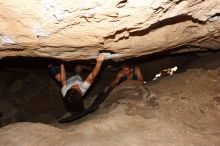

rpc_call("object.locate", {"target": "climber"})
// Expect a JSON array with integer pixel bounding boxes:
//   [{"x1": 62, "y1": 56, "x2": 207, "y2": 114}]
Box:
[
  {"x1": 48, "y1": 55, "x2": 104, "y2": 113},
  {"x1": 48, "y1": 63, "x2": 86, "y2": 113},
  {"x1": 107, "y1": 63, "x2": 144, "y2": 89},
  {"x1": 48, "y1": 63, "x2": 90, "y2": 85}
]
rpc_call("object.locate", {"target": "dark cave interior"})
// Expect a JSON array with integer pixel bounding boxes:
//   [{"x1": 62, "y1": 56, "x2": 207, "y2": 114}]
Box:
[{"x1": 0, "y1": 50, "x2": 219, "y2": 126}]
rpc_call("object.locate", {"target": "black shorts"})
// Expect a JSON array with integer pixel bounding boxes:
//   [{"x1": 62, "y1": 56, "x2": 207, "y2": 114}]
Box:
[{"x1": 48, "y1": 64, "x2": 60, "y2": 76}]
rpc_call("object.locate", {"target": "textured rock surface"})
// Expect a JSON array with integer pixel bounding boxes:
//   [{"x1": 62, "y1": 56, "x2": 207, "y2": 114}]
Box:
[
  {"x1": 0, "y1": 51, "x2": 219, "y2": 127},
  {"x1": 0, "y1": 68, "x2": 219, "y2": 146},
  {"x1": 0, "y1": 0, "x2": 219, "y2": 60}
]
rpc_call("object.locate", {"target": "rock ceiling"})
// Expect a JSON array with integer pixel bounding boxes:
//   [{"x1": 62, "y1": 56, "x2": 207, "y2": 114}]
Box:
[{"x1": 0, "y1": 0, "x2": 219, "y2": 61}]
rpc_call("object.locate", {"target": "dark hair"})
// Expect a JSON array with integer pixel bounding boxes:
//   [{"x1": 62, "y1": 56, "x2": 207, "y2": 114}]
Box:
[
  {"x1": 122, "y1": 62, "x2": 133, "y2": 69},
  {"x1": 63, "y1": 88, "x2": 84, "y2": 113},
  {"x1": 64, "y1": 88, "x2": 83, "y2": 105}
]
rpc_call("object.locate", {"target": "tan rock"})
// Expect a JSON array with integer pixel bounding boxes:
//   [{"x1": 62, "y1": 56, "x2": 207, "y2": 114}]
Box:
[
  {"x1": 0, "y1": 69, "x2": 220, "y2": 146},
  {"x1": 0, "y1": 0, "x2": 219, "y2": 61}
]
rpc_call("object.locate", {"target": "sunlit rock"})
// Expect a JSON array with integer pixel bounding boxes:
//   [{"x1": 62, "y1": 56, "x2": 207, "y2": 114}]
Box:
[{"x1": 0, "y1": 0, "x2": 219, "y2": 60}]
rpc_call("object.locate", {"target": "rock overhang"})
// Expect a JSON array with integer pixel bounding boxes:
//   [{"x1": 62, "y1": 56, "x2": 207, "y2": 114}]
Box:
[{"x1": 0, "y1": 0, "x2": 219, "y2": 61}]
